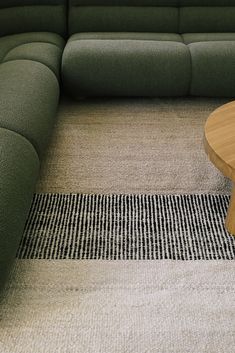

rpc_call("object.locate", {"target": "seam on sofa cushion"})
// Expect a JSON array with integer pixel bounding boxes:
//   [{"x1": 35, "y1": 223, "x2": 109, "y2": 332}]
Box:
[
  {"x1": 67, "y1": 33, "x2": 184, "y2": 43},
  {"x1": 70, "y1": 1, "x2": 180, "y2": 7},
  {"x1": 181, "y1": 34, "x2": 235, "y2": 44},
  {"x1": 0, "y1": 32, "x2": 65, "y2": 44},
  {"x1": 71, "y1": 3, "x2": 176, "y2": 6},
  {"x1": 183, "y1": 39, "x2": 235, "y2": 44},
  {"x1": 1, "y1": 41, "x2": 63, "y2": 63},
  {"x1": 0, "y1": 4, "x2": 63, "y2": 10},
  {"x1": 2, "y1": 57, "x2": 60, "y2": 80},
  {"x1": 69, "y1": 38, "x2": 183, "y2": 42},
  {"x1": 0, "y1": 126, "x2": 40, "y2": 161},
  {"x1": 0, "y1": 58, "x2": 59, "y2": 82}
]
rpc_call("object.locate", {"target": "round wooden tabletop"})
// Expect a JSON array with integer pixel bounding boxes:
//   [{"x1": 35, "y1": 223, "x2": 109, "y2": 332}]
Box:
[
  {"x1": 204, "y1": 100, "x2": 235, "y2": 235},
  {"x1": 204, "y1": 100, "x2": 235, "y2": 183}
]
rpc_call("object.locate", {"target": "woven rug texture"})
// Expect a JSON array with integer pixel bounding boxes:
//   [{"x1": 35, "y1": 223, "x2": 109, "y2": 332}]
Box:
[{"x1": 1, "y1": 98, "x2": 235, "y2": 353}]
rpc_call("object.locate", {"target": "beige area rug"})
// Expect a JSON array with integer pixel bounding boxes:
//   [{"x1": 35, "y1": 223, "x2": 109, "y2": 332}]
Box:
[
  {"x1": 1, "y1": 98, "x2": 235, "y2": 353},
  {"x1": 37, "y1": 97, "x2": 232, "y2": 194},
  {"x1": 1, "y1": 261, "x2": 235, "y2": 353}
]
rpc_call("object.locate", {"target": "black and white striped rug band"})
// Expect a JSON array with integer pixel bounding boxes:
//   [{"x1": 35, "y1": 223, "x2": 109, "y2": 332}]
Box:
[{"x1": 17, "y1": 194, "x2": 235, "y2": 260}]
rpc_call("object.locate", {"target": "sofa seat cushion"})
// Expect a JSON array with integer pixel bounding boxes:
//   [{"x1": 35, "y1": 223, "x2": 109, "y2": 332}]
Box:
[
  {"x1": 0, "y1": 32, "x2": 65, "y2": 78},
  {"x1": 0, "y1": 128, "x2": 39, "y2": 288},
  {"x1": 183, "y1": 33, "x2": 235, "y2": 45},
  {"x1": 0, "y1": 60, "x2": 60, "y2": 157},
  {"x1": 62, "y1": 33, "x2": 191, "y2": 97},
  {"x1": 188, "y1": 41, "x2": 235, "y2": 97}
]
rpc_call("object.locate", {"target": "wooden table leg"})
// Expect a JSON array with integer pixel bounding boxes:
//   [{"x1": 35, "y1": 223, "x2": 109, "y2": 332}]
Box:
[{"x1": 225, "y1": 184, "x2": 235, "y2": 235}]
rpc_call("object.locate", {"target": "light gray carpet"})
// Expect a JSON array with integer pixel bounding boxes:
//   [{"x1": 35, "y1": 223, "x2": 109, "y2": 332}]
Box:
[
  {"x1": 1, "y1": 98, "x2": 235, "y2": 353},
  {"x1": 1, "y1": 261, "x2": 235, "y2": 353},
  {"x1": 37, "y1": 97, "x2": 232, "y2": 194}
]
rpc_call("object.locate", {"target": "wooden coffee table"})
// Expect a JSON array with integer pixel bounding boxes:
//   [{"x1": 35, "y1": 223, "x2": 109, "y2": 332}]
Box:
[{"x1": 204, "y1": 101, "x2": 235, "y2": 235}]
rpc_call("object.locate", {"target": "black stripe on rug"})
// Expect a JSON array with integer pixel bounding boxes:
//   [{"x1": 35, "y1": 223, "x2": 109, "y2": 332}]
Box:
[{"x1": 17, "y1": 194, "x2": 235, "y2": 260}]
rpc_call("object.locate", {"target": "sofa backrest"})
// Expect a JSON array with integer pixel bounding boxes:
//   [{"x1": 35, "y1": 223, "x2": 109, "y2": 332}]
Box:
[
  {"x1": 180, "y1": 0, "x2": 235, "y2": 33},
  {"x1": 68, "y1": 0, "x2": 235, "y2": 35},
  {"x1": 68, "y1": 1, "x2": 179, "y2": 34},
  {"x1": 2, "y1": 1, "x2": 235, "y2": 37},
  {"x1": 0, "y1": 0, "x2": 67, "y2": 37}
]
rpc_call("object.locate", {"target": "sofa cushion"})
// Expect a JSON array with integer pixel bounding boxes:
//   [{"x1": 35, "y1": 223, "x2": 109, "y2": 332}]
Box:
[
  {"x1": 0, "y1": 0, "x2": 66, "y2": 37},
  {"x1": 62, "y1": 34, "x2": 191, "y2": 97},
  {"x1": 0, "y1": 32, "x2": 64, "y2": 78},
  {"x1": 0, "y1": 128, "x2": 39, "y2": 289},
  {"x1": 183, "y1": 33, "x2": 235, "y2": 44},
  {"x1": 68, "y1": 0, "x2": 178, "y2": 34},
  {"x1": 189, "y1": 41, "x2": 235, "y2": 97},
  {"x1": 0, "y1": 60, "x2": 60, "y2": 157}
]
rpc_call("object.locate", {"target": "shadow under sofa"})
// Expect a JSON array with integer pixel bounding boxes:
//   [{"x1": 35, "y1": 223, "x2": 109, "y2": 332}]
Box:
[{"x1": 1, "y1": 0, "x2": 235, "y2": 289}]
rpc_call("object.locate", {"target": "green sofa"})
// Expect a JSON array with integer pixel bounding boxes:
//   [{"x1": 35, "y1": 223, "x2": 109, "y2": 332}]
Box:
[
  {"x1": 1, "y1": 0, "x2": 235, "y2": 288},
  {"x1": 0, "y1": 0, "x2": 66, "y2": 286},
  {"x1": 62, "y1": 0, "x2": 235, "y2": 97}
]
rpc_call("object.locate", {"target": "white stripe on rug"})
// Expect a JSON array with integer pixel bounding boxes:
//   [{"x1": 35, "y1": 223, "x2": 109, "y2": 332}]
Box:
[{"x1": 18, "y1": 194, "x2": 235, "y2": 260}]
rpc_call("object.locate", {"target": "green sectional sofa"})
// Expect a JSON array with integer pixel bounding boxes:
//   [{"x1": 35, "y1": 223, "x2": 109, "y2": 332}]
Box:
[
  {"x1": 1, "y1": 0, "x2": 235, "y2": 288},
  {"x1": 0, "y1": 0, "x2": 66, "y2": 287}
]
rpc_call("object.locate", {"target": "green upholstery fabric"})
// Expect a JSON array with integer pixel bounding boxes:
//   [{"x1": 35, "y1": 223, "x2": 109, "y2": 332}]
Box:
[
  {"x1": 68, "y1": 0, "x2": 235, "y2": 35},
  {"x1": 0, "y1": 60, "x2": 60, "y2": 157},
  {"x1": 189, "y1": 42, "x2": 235, "y2": 97},
  {"x1": 180, "y1": 0, "x2": 235, "y2": 5},
  {"x1": 0, "y1": 0, "x2": 64, "y2": 6},
  {"x1": 66, "y1": 0, "x2": 235, "y2": 97},
  {"x1": 0, "y1": 128, "x2": 39, "y2": 289},
  {"x1": 69, "y1": 0, "x2": 235, "y2": 34},
  {"x1": 69, "y1": 6, "x2": 178, "y2": 34},
  {"x1": 180, "y1": 1, "x2": 235, "y2": 97},
  {"x1": 71, "y1": 1, "x2": 178, "y2": 4},
  {"x1": 0, "y1": 32, "x2": 65, "y2": 78},
  {"x1": 62, "y1": 34, "x2": 191, "y2": 97},
  {"x1": 70, "y1": 32, "x2": 183, "y2": 42},
  {"x1": 183, "y1": 33, "x2": 235, "y2": 44},
  {"x1": 0, "y1": 1, "x2": 66, "y2": 37},
  {"x1": 180, "y1": 0, "x2": 235, "y2": 36},
  {"x1": 73, "y1": 0, "x2": 235, "y2": 4},
  {"x1": 0, "y1": 2, "x2": 66, "y2": 289},
  {"x1": 180, "y1": 7, "x2": 235, "y2": 33}
]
